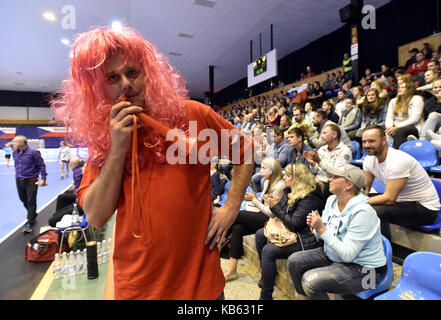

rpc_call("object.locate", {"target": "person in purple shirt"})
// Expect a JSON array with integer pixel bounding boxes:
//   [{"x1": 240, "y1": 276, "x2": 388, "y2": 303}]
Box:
[{"x1": 12, "y1": 135, "x2": 47, "y2": 233}]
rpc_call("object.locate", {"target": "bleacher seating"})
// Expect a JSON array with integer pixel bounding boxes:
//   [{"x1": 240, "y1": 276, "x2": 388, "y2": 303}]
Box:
[
  {"x1": 399, "y1": 140, "x2": 439, "y2": 171},
  {"x1": 415, "y1": 179, "x2": 441, "y2": 233},
  {"x1": 374, "y1": 251, "x2": 441, "y2": 300}
]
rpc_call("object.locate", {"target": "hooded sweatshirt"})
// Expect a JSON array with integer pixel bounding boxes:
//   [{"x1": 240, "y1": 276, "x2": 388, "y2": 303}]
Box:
[{"x1": 315, "y1": 193, "x2": 386, "y2": 268}]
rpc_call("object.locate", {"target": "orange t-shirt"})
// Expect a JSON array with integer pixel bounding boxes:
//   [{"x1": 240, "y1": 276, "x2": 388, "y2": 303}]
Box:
[{"x1": 76, "y1": 100, "x2": 252, "y2": 299}]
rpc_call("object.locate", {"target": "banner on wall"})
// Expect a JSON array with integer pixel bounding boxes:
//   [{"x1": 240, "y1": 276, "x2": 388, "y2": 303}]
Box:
[
  {"x1": 0, "y1": 128, "x2": 16, "y2": 139},
  {"x1": 37, "y1": 127, "x2": 67, "y2": 138}
]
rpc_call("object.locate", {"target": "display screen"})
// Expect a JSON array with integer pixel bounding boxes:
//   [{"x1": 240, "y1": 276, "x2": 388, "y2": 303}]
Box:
[
  {"x1": 253, "y1": 55, "x2": 267, "y2": 77},
  {"x1": 247, "y1": 49, "x2": 277, "y2": 87}
]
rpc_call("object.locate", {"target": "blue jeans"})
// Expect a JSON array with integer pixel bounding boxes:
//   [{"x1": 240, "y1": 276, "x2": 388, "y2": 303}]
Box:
[
  {"x1": 255, "y1": 228, "x2": 302, "y2": 300},
  {"x1": 287, "y1": 247, "x2": 367, "y2": 300}
]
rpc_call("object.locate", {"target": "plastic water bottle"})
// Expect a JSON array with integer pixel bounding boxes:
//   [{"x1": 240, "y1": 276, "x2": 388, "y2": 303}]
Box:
[
  {"x1": 97, "y1": 242, "x2": 103, "y2": 264},
  {"x1": 67, "y1": 252, "x2": 76, "y2": 276},
  {"x1": 60, "y1": 252, "x2": 68, "y2": 277},
  {"x1": 72, "y1": 203, "x2": 79, "y2": 225},
  {"x1": 75, "y1": 250, "x2": 83, "y2": 275},
  {"x1": 53, "y1": 253, "x2": 61, "y2": 279},
  {"x1": 101, "y1": 240, "x2": 108, "y2": 263}
]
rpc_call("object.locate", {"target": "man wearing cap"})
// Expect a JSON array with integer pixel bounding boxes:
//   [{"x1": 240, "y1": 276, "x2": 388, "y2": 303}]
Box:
[
  {"x1": 287, "y1": 163, "x2": 386, "y2": 300},
  {"x1": 361, "y1": 125, "x2": 440, "y2": 240},
  {"x1": 404, "y1": 48, "x2": 419, "y2": 71},
  {"x1": 12, "y1": 135, "x2": 48, "y2": 233}
]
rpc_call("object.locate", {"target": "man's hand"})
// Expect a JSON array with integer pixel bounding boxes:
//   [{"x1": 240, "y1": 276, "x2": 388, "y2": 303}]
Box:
[
  {"x1": 304, "y1": 150, "x2": 320, "y2": 166},
  {"x1": 109, "y1": 100, "x2": 143, "y2": 155},
  {"x1": 206, "y1": 205, "x2": 237, "y2": 250},
  {"x1": 37, "y1": 180, "x2": 48, "y2": 186}
]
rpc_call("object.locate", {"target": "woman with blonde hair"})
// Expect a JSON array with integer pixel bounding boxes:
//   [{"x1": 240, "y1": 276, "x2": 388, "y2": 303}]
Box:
[
  {"x1": 222, "y1": 157, "x2": 285, "y2": 282},
  {"x1": 370, "y1": 79, "x2": 389, "y2": 102},
  {"x1": 255, "y1": 163, "x2": 325, "y2": 300},
  {"x1": 352, "y1": 86, "x2": 366, "y2": 106},
  {"x1": 385, "y1": 76, "x2": 424, "y2": 148}
]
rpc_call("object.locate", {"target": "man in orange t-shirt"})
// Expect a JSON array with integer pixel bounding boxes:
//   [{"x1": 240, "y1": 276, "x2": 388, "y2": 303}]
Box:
[{"x1": 52, "y1": 26, "x2": 254, "y2": 300}]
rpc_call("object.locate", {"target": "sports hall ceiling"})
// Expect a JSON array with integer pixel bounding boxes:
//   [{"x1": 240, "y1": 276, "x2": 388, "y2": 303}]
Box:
[{"x1": 0, "y1": 0, "x2": 391, "y2": 99}]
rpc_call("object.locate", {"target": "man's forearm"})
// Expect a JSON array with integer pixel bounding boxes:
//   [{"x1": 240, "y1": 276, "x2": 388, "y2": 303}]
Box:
[{"x1": 83, "y1": 151, "x2": 126, "y2": 228}]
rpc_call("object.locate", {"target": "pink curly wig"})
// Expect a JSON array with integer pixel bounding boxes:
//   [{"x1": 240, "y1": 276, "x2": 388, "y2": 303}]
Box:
[{"x1": 50, "y1": 26, "x2": 189, "y2": 171}]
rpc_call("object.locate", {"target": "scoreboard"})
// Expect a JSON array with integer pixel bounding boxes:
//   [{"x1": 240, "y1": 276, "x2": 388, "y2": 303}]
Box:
[{"x1": 253, "y1": 55, "x2": 267, "y2": 77}]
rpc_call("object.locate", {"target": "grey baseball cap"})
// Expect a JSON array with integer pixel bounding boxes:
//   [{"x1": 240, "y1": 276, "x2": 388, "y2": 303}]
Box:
[{"x1": 326, "y1": 164, "x2": 366, "y2": 189}]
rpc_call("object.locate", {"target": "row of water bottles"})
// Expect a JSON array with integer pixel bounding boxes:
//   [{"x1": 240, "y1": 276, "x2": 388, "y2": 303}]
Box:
[{"x1": 53, "y1": 238, "x2": 112, "y2": 279}]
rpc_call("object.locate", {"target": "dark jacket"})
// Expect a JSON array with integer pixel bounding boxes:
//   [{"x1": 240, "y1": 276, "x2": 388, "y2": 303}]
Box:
[
  {"x1": 211, "y1": 171, "x2": 223, "y2": 201},
  {"x1": 424, "y1": 96, "x2": 441, "y2": 118},
  {"x1": 270, "y1": 185, "x2": 325, "y2": 250}
]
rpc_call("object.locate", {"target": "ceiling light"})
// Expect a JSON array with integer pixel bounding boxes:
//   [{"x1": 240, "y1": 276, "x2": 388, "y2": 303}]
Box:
[
  {"x1": 42, "y1": 12, "x2": 56, "y2": 21},
  {"x1": 178, "y1": 33, "x2": 194, "y2": 39},
  {"x1": 61, "y1": 38, "x2": 70, "y2": 46},
  {"x1": 112, "y1": 21, "x2": 122, "y2": 32},
  {"x1": 195, "y1": 0, "x2": 215, "y2": 8},
  {"x1": 169, "y1": 52, "x2": 183, "y2": 56}
]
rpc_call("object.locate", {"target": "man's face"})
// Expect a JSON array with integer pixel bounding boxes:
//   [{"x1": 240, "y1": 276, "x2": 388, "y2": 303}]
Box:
[
  {"x1": 293, "y1": 110, "x2": 304, "y2": 123},
  {"x1": 103, "y1": 54, "x2": 146, "y2": 107},
  {"x1": 12, "y1": 137, "x2": 25, "y2": 150},
  {"x1": 416, "y1": 52, "x2": 424, "y2": 62},
  {"x1": 320, "y1": 126, "x2": 336, "y2": 145},
  {"x1": 427, "y1": 61, "x2": 439, "y2": 71},
  {"x1": 344, "y1": 99, "x2": 353, "y2": 109},
  {"x1": 273, "y1": 133, "x2": 283, "y2": 145},
  {"x1": 312, "y1": 113, "x2": 322, "y2": 127},
  {"x1": 337, "y1": 91, "x2": 345, "y2": 101},
  {"x1": 362, "y1": 129, "x2": 385, "y2": 156},
  {"x1": 287, "y1": 133, "x2": 302, "y2": 148}
]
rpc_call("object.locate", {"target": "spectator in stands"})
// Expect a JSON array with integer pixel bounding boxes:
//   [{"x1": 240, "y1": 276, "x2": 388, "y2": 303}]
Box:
[
  {"x1": 58, "y1": 140, "x2": 70, "y2": 179},
  {"x1": 322, "y1": 99, "x2": 340, "y2": 123},
  {"x1": 385, "y1": 76, "x2": 424, "y2": 148},
  {"x1": 279, "y1": 114, "x2": 292, "y2": 135},
  {"x1": 304, "y1": 102, "x2": 316, "y2": 126},
  {"x1": 413, "y1": 78, "x2": 441, "y2": 142},
  {"x1": 308, "y1": 81, "x2": 326, "y2": 107},
  {"x1": 334, "y1": 90, "x2": 346, "y2": 117},
  {"x1": 12, "y1": 135, "x2": 48, "y2": 233},
  {"x1": 223, "y1": 158, "x2": 285, "y2": 282},
  {"x1": 335, "y1": 71, "x2": 345, "y2": 89},
  {"x1": 362, "y1": 125, "x2": 440, "y2": 240},
  {"x1": 305, "y1": 66, "x2": 315, "y2": 79},
  {"x1": 266, "y1": 106, "x2": 281, "y2": 127},
  {"x1": 352, "y1": 85, "x2": 366, "y2": 106},
  {"x1": 360, "y1": 77, "x2": 371, "y2": 93},
  {"x1": 48, "y1": 158, "x2": 86, "y2": 227},
  {"x1": 356, "y1": 88, "x2": 388, "y2": 140},
  {"x1": 211, "y1": 159, "x2": 223, "y2": 205},
  {"x1": 339, "y1": 97, "x2": 362, "y2": 139},
  {"x1": 427, "y1": 59, "x2": 441, "y2": 76},
  {"x1": 233, "y1": 116, "x2": 242, "y2": 130},
  {"x1": 286, "y1": 127, "x2": 312, "y2": 168},
  {"x1": 406, "y1": 51, "x2": 430, "y2": 78},
  {"x1": 322, "y1": 74, "x2": 334, "y2": 91},
  {"x1": 289, "y1": 106, "x2": 314, "y2": 136},
  {"x1": 242, "y1": 113, "x2": 257, "y2": 134},
  {"x1": 403, "y1": 48, "x2": 419, "y2": 71},
  {"x1": 251, "y1": 127, "x2": 292, "y2": 192},
  {"x1": 52, "y1": 26, "x2": 254, "y2": 300},
  {"x1": 288, "y1": 164, "x2": 386, "y2": 300},
  {"x1": 3, "y1": 141, "x2": 12, "y2": 168},
  {"x1": 370, "y1": 79, "x2": 389, "y2": 101},
  {"x1": 416, "y1": 69, "x2": 438, "y2": 102},
  {"x1": 365, "y1": 68, "x2": 374, "y2": 85},
  {"x1": 423, "y1": 42, "x2": 433, "y2": 60},
  {"x1": 383, "y1": 71, "x2": 398, "y2": 99},
  {"x1": 256, "y1": 162, "x2": 325, "y2": 300},
  {"x1": 433, "y1": 51, "x2": 441, "y2": 65},
  {"x1": 304, "y1": 123, "x2": 352, "y2": 198},
  {"x1": 343, "y1": 53, "x2": 352, "y2": 81},
  {"x1": 305, "y1": 109, "x2": 353, "y2": 152}
]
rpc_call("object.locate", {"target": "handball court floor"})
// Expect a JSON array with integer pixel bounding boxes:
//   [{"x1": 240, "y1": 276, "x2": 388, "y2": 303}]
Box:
[{"x1": 0, "y1": 160, "x2": 76, "y2": 299}]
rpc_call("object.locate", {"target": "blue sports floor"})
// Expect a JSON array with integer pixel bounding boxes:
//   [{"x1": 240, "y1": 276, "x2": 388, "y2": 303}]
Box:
[{"x1": 0, "y1": 160, "x2": 76, "y2": 243}]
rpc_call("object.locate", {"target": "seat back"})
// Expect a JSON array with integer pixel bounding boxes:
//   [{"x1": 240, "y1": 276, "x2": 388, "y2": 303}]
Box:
[
  {"x1": 399, "y1": 140, "x2": 439, "y2": 169},
  {"x1": 351, "y1": 140, "x2": 361, "y2": 160},
  {"x1": 416, "y1": 179, "x2": 441, "y2": 231},
  {"x1": 399, "y1": 251, "x2": 441, "y2": 298},
  {"x1": 355, "y1": 235, "x2": 394, "y2": 299}
]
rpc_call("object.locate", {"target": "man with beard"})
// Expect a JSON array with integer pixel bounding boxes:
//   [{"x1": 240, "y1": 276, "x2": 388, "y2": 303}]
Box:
[{"x1": 361, "y1": 125, "x2": 439, "y2": 240}]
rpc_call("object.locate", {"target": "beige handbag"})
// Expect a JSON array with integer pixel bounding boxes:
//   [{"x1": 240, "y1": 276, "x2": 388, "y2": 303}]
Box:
[{"x1": 264, "y1": 218, "x2": 298, "y2": 247}]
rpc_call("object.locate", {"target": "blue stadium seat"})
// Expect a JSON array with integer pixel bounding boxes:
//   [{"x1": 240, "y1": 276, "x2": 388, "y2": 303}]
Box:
[
  {"x1": 415, "y1": 179, "x2": 441, "y2": 232},
  {"x1": 371, "y1": 178, "x2": 385, "y2": 194},
  {"x1": 355, "y1": 236, "x2": 394, "y2": 299},
  {"x1": 374, "y1": 251, "x2": 441, "y2": 300},
  {"x1": 351, "y1": 140, "x2": 361, "y2": 160},
  {"x1": 399, "y1": 140, "x2": 439, "y2": 170},
  {"x1": 218, "y1": 183, "x2": 252, "y2": 207}
]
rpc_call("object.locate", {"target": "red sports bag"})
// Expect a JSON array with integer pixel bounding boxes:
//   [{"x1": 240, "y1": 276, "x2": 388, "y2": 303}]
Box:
[{"x1": 25, "y1": 230, "x2": 69, "y2": 262}]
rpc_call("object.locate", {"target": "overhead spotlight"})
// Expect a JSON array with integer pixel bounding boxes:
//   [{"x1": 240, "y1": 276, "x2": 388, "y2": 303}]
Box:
[
  {"x1": 112, "y1": 21, "x2": 122, "y2": 32},
  {"x1": 42, "y1": 12, "x2": 56, "y2": 21},
  {"x1": 61, "y1": 38, "x2": 70, "y2": 46}
]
